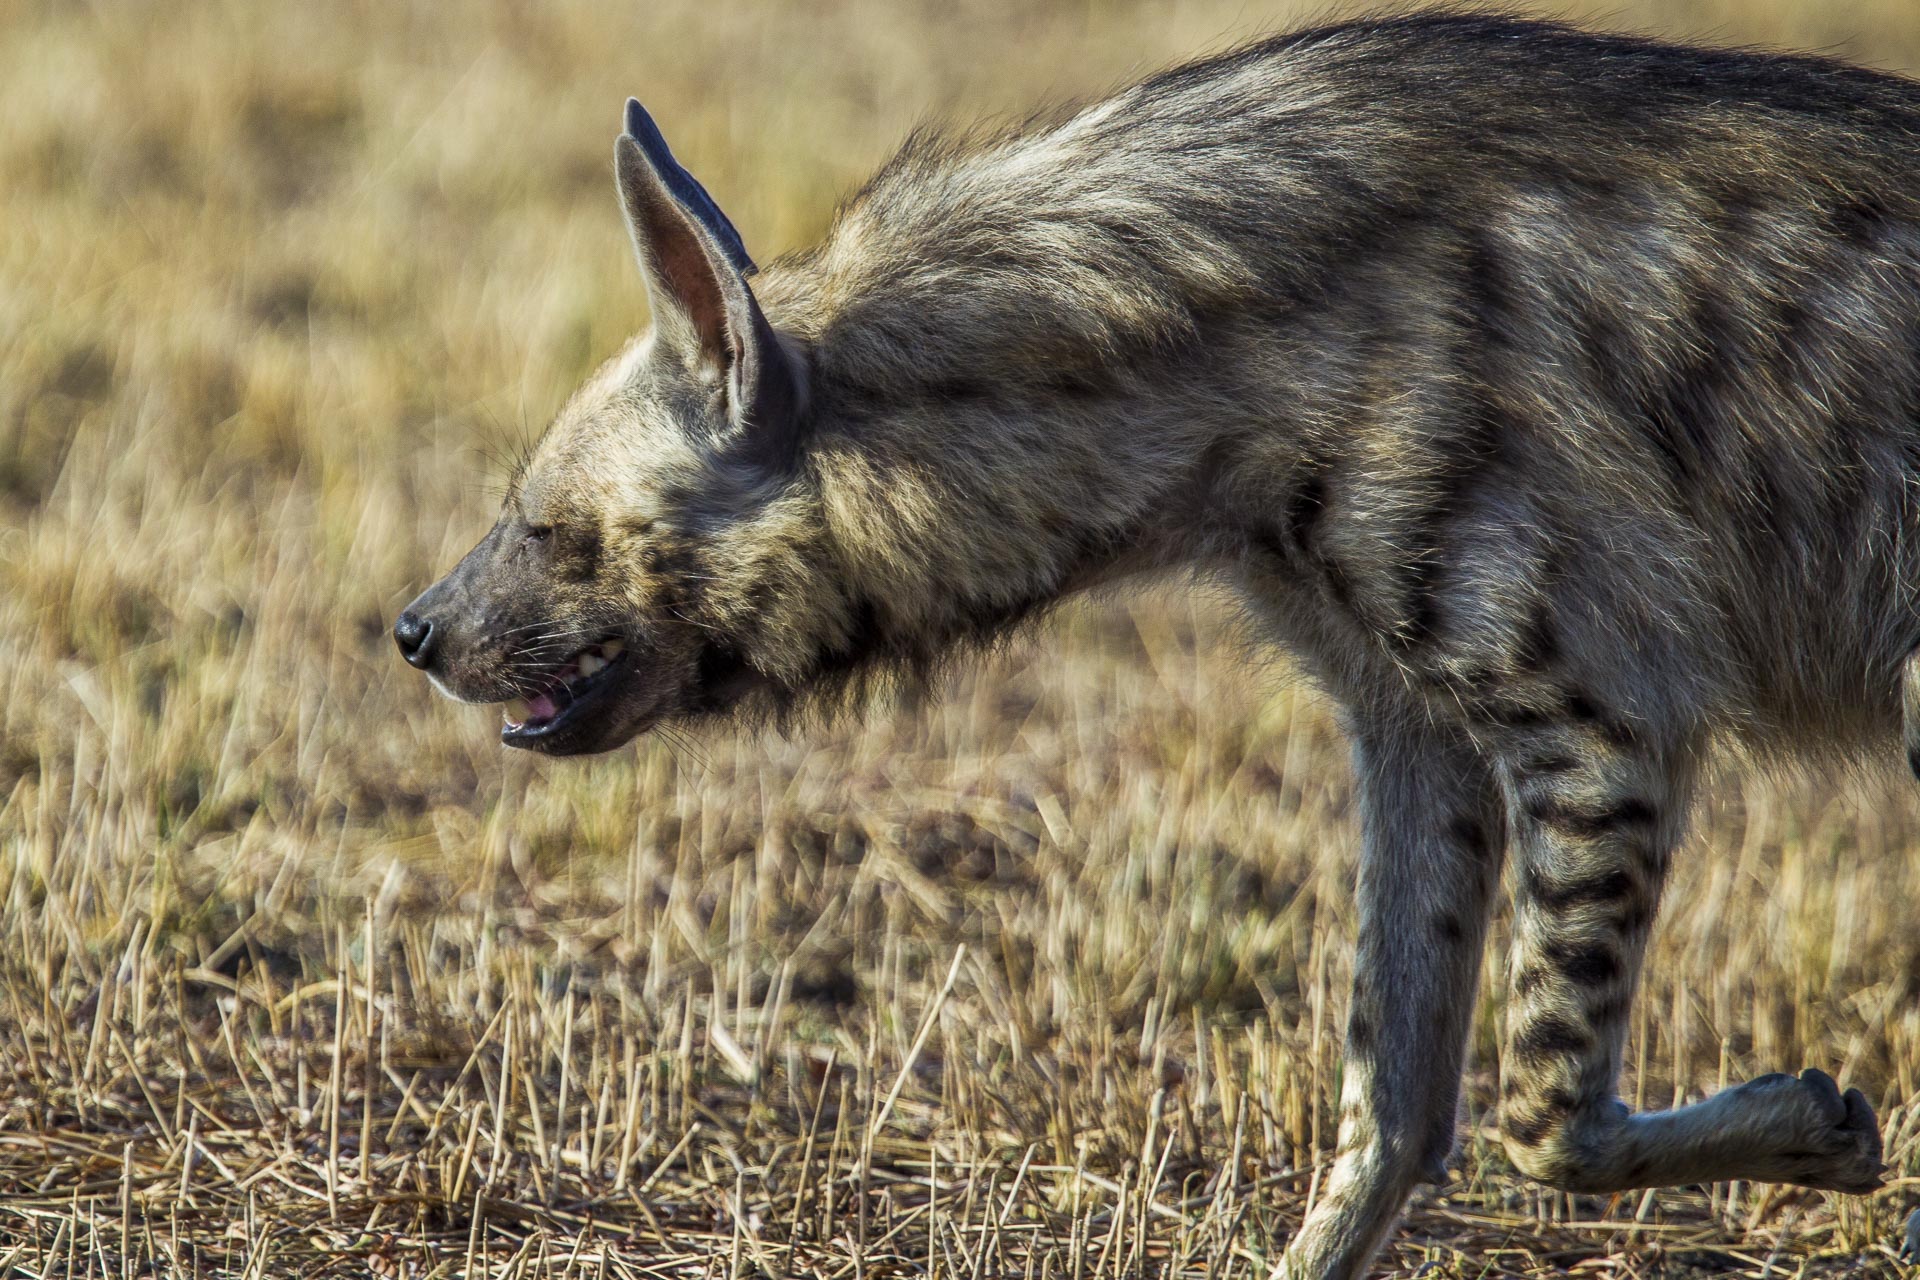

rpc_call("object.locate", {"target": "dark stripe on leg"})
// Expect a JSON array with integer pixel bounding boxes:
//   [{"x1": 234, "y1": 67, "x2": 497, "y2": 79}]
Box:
[
  {"x1": 1543, "y1": 939, "x2": 1621, "y2": 986},
  {"x1": 1523, "y1": 796, "x2": 1657, "y2": 838},
  {"x1": 1512, "y1": 1016, "x2": 1592, "y2": 1068},
  {"x1": 1519, "y1": 865, "x2": 1637, "y2": 912}
]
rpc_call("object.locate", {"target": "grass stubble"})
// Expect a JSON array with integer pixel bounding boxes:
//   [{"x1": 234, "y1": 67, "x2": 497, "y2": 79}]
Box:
[{"x1": 3, "y1": 0, "x2": 1920, "y2": 1275}]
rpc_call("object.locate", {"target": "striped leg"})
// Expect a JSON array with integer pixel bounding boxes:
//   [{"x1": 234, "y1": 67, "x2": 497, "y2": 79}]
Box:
[
  {"x1": 1496, "y1": 714, "x2": 1884, "y2": 1194},
  {"x1": 1278, "y1": 714, "x2": 1505, "y2": 1280}
]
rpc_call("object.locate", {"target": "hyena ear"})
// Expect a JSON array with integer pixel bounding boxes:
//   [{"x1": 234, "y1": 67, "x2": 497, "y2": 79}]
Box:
[{"x1": 615, "y1": 99, "x2": 800, "y2": 465}]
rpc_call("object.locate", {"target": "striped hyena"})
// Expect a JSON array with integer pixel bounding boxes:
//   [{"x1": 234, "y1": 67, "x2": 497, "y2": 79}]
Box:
[{"x1": 395, "y1": 13, "x2": 1911, "y2": 1276}]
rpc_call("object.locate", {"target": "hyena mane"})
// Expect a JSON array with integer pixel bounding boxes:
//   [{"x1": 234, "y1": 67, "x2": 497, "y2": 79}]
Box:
[
  {"x1": 736, "y1": 11, "x2": 1920, "y2": 757},
  {"x1": 400, "y1": 11, "x2": 1920, "y2": 1277}
]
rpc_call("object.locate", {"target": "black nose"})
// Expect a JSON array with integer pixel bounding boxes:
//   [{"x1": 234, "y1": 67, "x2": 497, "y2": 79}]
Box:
[{"x1": 393, "y1": 611, "x2": 438, "y2": 669}]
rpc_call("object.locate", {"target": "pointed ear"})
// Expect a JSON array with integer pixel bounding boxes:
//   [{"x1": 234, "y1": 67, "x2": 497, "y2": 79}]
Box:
[{"x1": 616, "y1": 100, "x2": 800, "y2": 463}]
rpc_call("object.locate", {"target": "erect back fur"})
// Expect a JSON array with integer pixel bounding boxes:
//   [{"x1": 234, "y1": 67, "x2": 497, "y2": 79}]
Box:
[{"x1": 699, "y1": 11, "x2": 1920, "y2": 763}]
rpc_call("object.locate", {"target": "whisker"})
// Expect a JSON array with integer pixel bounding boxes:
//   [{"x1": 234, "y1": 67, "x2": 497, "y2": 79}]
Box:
[
  {"x1": 655, "y1": 725, "x2": 711, "y2": 772},
  {"x1": 499, "y1": 625, "x2": 585, "y2": 645},
  {"x1": 665, "y1": 607, "x2": 721, "y2": 634}
]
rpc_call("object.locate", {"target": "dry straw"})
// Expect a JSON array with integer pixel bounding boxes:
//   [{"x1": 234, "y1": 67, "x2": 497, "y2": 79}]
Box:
[{"x1": 2, "y1": 0, "x2": 1919, "y2": 1274}]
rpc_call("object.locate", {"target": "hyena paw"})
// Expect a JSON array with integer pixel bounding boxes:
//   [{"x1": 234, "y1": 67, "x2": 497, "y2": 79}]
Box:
[{"x1": 1739, "y1": 1068, "x2": 1885, "y2": 1194}]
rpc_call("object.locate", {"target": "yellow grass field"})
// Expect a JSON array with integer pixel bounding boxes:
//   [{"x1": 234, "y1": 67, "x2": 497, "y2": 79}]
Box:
[{"x1": 5, "y1": 1, "x2": 1920, "y2": 1275}]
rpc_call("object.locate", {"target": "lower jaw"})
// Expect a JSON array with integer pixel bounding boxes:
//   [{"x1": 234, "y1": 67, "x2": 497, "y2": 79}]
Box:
[
  {"x1": 502, "y1": 715, "x2": 619, "y2": 754},
  {"x1": 505, "y1": 681, "x2": 682, "y2": 757},
  {"x1": 501, "y1": 679, "x2": 623, "y2": 751},
  {"x1": 498, "y1": 646, "x2": 764, "y2": 752}
]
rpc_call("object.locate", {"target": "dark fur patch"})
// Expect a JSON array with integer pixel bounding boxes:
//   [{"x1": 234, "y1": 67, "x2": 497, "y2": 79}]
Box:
[
  {"x1": 1512, "y1": 1015, "x2": 1593, "y2": 1067},
  {"x1": 1520, "y1": 865, "x2": 1637, "y2": 912},
  {"x1": 1480, "y1": 699, "x2": 1554, "y2": 730},
  {"x1": 1274, "y1": 465, "x2": 1366, "y2": 615},
  {"x1": 1398, "y1": 555, "x2": 1445, "y2": 648},
  {"x1": 1348, "y1": 1015, "x2": 1374, "y2": 1053},
  {"x1": 1543, "y1": 939, "x2": 1621, "y2": 986},
  {"x1": 1524, "y1": 795, "x2": 1657, "y2": 838},
  {"x1": 1449, "y1": 814, "x2": 1492, "y2": 858},
  {"x1": 1252, "y1": 527, "x2": 1291, "y2": 566},
  {"x1": 1390, "y1": 379, "x2": 1512, "y2": 652},
  {"x1": 1284, "y1": 470, "x2": 1329, "y2": 554},
  {"x1": 1319, "y1": 553, "x2": 1358, "y2": 611},
  {"x1": 690, "y1": 642, "x2": 754, "y2": 713},
  {"x1": 1518, "y1": 750, "x2": 1581, "y2": 775},
  {"x1": 1038, "y1": 368, "x2": 1116, "y2": 401},
  {"x1": 1564, "y1": 691, "x2": 1639, "y2": 748},
  {"x1": 812, "y1": 597, "x2": 888, "y2": 680},
  {"x1": 952, "y1": 588, "x2": 1055, "y2": 648},
  {"x1": 1515, "y1": 605, "x2": 1561, "y2": 673},
  {"x1": 1586, "y1": 991, "x2": 1633, "y2": 1028},
  {"x1": 1637, "y1": 301, "x2": 1739, "y2": 493},
  {"x1": 1616, "y1": 893, "x2": 1659, "y2": 935},
  {"x1": 1503, "y1": 1102, "x2": 1566, "y2": 1147},
  {"x1": 1831, "y1": 191, "x2": 1895, "y2": 245}
]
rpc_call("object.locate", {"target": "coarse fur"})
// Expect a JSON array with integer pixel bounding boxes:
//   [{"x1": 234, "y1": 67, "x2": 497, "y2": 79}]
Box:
[{"x1": 396, "y1": 12, "x2": 1917, "y2": 1276}]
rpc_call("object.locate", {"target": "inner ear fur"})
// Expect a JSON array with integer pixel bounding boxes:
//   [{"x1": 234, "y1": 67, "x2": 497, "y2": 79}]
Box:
[{"x1": 614, "y1": 119, "x2": 800, "y2": 465}]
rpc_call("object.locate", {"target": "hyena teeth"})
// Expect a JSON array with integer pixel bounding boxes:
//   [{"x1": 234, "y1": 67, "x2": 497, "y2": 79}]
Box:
[
  {"x1": 578, "y1": 652, "x2": 606, "y2": 677},
  {"x1": 600, "y1": 639, "x2": 625, "y2": 659},
  {"x1": 503, "y1": 698, "x2": 532, "y2": 725}
]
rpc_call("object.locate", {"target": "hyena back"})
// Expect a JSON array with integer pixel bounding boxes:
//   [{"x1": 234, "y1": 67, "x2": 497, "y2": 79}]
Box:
[{"x1": 397, "y1": 13, "x2": 1911, "y2": 1276}]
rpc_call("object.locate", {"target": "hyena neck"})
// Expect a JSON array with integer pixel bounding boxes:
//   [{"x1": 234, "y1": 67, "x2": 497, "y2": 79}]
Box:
[
  {"x1": 694, "y1": 279, "x2": 1211, "y2": 711},
  {"x1": 690, "y1": 413, "x2": 1122, "y2": 714},
  {"x1": 689, "y1": 109, "x2": 1290, "y2": 708}
]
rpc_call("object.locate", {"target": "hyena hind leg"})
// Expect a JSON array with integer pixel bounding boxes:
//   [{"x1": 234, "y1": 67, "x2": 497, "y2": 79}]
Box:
[
  {"x1": 1278, "y1": 712, "x2": 1505, "y2": 1280},
  {"x1": 1495, "y1": 711, "x2": 1885, "y2": 1195}
]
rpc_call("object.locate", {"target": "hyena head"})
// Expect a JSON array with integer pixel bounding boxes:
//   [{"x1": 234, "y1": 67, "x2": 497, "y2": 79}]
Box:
[{"x1": 394, "y1": 100, "x2": 806, "y2": 755}]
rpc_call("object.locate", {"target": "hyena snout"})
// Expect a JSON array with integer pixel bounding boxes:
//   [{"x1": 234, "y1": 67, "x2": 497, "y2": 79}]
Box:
[
  {"x1": 395, "y1": 567, "x2": 467, "y2": 675},
  {"x1": 392, "y1": 562, "x2": 498, "y2": 693},
  {"x1": 394, "y1": 539, "x2": 671, "y2": 755},
  {"x1": 392, "y1": 609, "x2": 438, "y2": 670}
]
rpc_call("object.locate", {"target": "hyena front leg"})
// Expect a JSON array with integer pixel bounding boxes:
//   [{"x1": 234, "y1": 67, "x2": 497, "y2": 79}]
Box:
[
  {"x1": 1278, "y1": 713, "x2": 1505, "y2": 1280},
  {"x1": 1495, "y1": 713, "x2": 1884, "y2": 1194}
]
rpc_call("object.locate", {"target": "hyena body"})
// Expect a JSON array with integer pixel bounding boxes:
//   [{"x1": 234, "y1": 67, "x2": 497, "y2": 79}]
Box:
[{"x1": 398, "y1": 14, "x2": 1909, "y2": 1276}]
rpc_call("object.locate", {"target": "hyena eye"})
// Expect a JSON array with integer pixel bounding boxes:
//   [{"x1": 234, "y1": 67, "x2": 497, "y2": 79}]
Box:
[{"x1": 524, "y1": 526, "x2": 552, "y2": 545}]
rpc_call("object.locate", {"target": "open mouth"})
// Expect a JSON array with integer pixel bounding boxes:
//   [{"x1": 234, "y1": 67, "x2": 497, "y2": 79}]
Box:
[{"x1": 500, "y1": 639, "x2": 628, "y2": 746}]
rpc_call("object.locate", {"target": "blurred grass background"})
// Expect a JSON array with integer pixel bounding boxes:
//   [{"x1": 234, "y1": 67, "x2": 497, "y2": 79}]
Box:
[{"x1": 3, "y1": 1, "x2": 1920, "y2": 1275}]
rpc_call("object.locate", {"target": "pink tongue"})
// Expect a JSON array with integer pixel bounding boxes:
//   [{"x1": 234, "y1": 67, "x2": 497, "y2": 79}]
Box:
[{"x1": 527, "y1": 691, "x2": 560, "y2": 722}]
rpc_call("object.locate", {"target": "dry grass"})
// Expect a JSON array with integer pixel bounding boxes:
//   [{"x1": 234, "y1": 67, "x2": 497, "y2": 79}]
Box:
[{"x1": 4, "y1": 0, "x2": 1920, "y2": 1275}]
